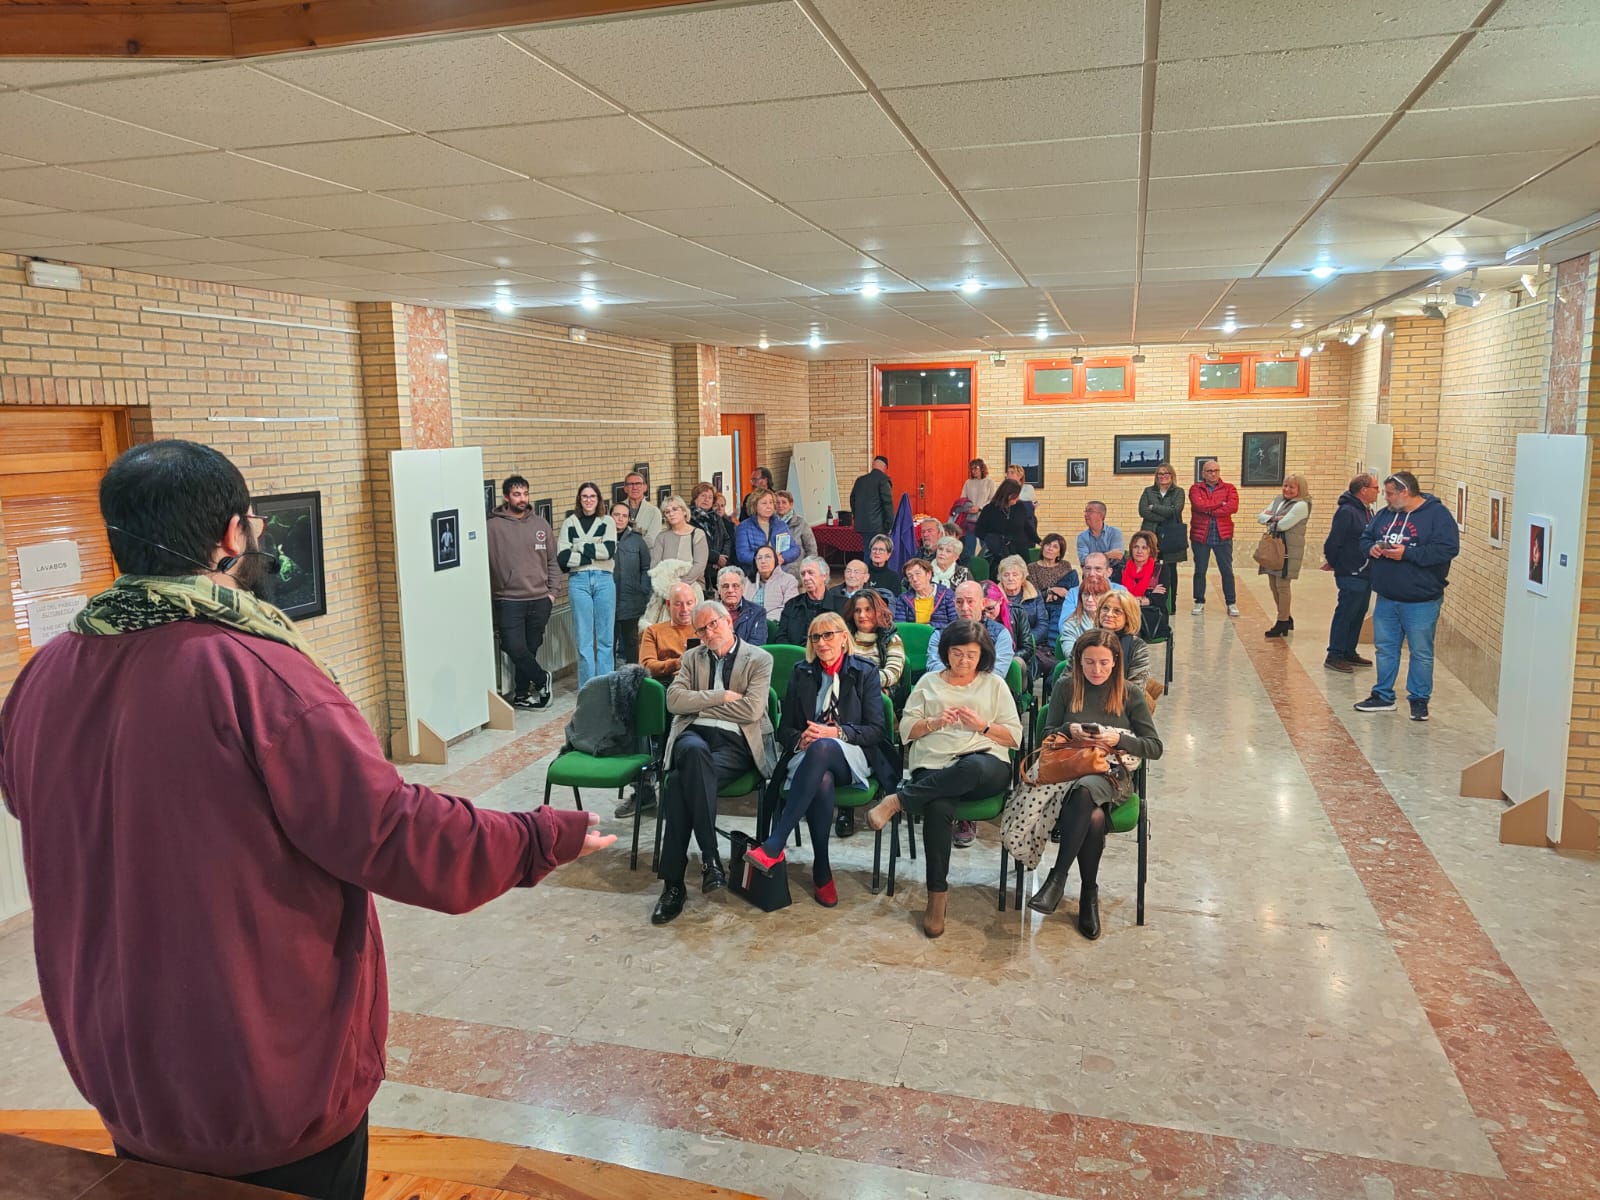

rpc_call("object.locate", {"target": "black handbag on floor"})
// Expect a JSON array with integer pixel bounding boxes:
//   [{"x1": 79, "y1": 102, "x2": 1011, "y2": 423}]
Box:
[{"x1": 722, "y1": 828, "x2": 792, "y2": 912}]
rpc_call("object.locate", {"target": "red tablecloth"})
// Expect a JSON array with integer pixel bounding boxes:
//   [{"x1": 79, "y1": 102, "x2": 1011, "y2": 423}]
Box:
[{"x1": 813, "y1": 524, "x2": 864, "y2": 565}]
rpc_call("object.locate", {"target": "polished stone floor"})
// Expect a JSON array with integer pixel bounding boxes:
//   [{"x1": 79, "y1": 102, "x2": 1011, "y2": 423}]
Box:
[{"x1": 2, "y1": 572, "x2": 1598, "y2": 1199}]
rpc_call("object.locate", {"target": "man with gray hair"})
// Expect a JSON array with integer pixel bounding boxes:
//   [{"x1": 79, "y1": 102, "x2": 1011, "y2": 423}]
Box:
[
  {"x1": 1076, "y1": 500, "x2": 1124, "y2": 567},
  {"x1": 652, "y1": 600, "x2": 775, "y2": 924},
  {"x1": 639, "y1": 581, "x2": 697, "y2": 682},
  {"x1": 1321, "y1": 472, "x2": 1380, "y2": 673},
  {"x1": 777, "y1": 556, "x2": 835, "y2": 644},
  {"x1": 717, "y1": 565, "x2": 768, "y2": 645}
]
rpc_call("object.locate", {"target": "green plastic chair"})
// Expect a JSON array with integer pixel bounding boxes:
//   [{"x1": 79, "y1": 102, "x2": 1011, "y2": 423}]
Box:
[
  {"x1": 1005, "y1": 656, "x2": 1034, "y2": 769},
  {"x1": 1026, "y1": 547, "x2": 1042, "y2": 563},
  {"x1": 968, "y1": 556, "x2": 991, "y2": 582},
  {"x1": 896, "y1": 621, "x2": 934, "y2": 686},
  {"x1": 765, "y1": 643, "x2": 807, "y2": 700},
  {"x1": 766, "y1": 618, "x2": 781, "y2": 643},
  {"x1": 1139, "y1": 583, "x2": 1177, "y2": 693},
  {"x1": 885, "y1": 749, "x2": 1019, "y2": 912},
  {"x1": 542, "y1": 677, "x2": 668, "y2": 871}
]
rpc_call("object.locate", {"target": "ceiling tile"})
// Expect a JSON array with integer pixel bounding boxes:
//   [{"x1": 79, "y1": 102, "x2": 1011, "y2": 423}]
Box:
[
  {"x1": 153, "y1": 264, "x2": 280, "y2": 284},
  {"x1": 1148, "y1": 167, "x2": 1341, "y2": 209},
  {"x1": 247, "y1": 137, "x2": 523, "y2": 192},
  {"x1": 104, "y1": 237, "x2": 272, "y2": 263},
  {"x1": 889, "y1": 68, "x2": 1143, "y2": 149},
  {"x1": 0, "y1": 61, "x2": 196, "y2": 88},
  {"x1": 0, "y1": 197, "x2": 50, "y2": 218},
  {"x1": 1424, "y1": 23, "x2": 1600, "y2": 107},
  {"x1": 1493, "y1": 146, "x2": 1600, "y2": 209},
  {"x1": 259, "y1": 34, "x2": 617, "y2": 131},
  {"x1": 0, "y1": 166, "x2": 200, "y2": 211},
  {"x1": 0, "y1": 242, "x2": 188, "y2": 269},
  {"x1": 733, "y1": 153, "x2": 943, "y2": 202},
  {"x1": 378, "y1": 180, "x2": 600, "y2": 222},
  {"x1": 811, "y1": 0, "x2": 1143, "y2": 87},
  {"x1": 1339, "y1": 150, "x2": 1568, "y2": 198},
  {"x1": 1373, "y1": 97, "x2": 1600, "y2": 161},
  {"x1": 1150, "y1": 116, "x2": 1381, "y2": 177},
  {"x1": 965, "y1": 180, "x2": 1138, "y2": 222},
  {"x1": 435, "y1": 115, "x2": 699, "y2": 178},
  {"x1": 792, "y1": 192, "x2": 968, "y2": 229},
  {"x1": 558, "y1": 166, "x2": 763, "y2": 211},
  {"x1": 516, "y1": 3, "x2": 860, "y2": 110},
  {"x1": 354, "y1": 222, "x2": 542, "y2": 252},
  {"x1": 0, "y1": 153, "x2": 40, "y2": 170},
  {"x1": 229, "y1": 257, "x2": 392, "y2": 280},
  {"x1": 231, "y1": 230, "x2": 412, "y2": 257},
  {"x1": 0, "y1": 93, "x2": 210, "y2": 164},
  {"x1": 81, "y1": 153, "x2": 355, "y2": 201},
  {"x1": 484, "y1": 212, "x2": 660, "y2": 244},
  {"x1": 694, "y1": 230, "x2": 859, "y2": 259},
  {"x1": 47, "y1": 65, "x2": 403, "y2": 149},
  {"x1": 836, "y1": 220, "x2": 989, "y2": 252},
  {"x1": 236, "y1": 193, "x2": 456, "y2": 230},
  {"x1": 326, "y1": 250, "x2": 485, "y2": 273},
  {"x1": 84, "y1": 203, "x2": 319, "y2": 238},
  {"x1": 652, "y1": 94, "x2": 908, "y2": 165},
  {"x1": 0, "y1": 211, "x2": 199, "y2": 243},
  {"x1": 931, "y1": 136, "x2": 1139, "y2": 190},
  {"x1": 1153, "y1": 39, "x2": 1455, "y2": 130},
  {"x1": 628, "y1": 204, "x2": 814, "y2": 238},
  {"x1": 450, "y1": 242, "x2": 594, "y2": 270},
  {"x1": 1158, "y1": 0, "x2": 1481, "y2": 57}
]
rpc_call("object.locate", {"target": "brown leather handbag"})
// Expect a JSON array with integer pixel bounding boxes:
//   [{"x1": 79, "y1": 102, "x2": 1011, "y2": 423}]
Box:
[{"x1": 1021, "y1": 732, "x2": 1109, "y2": 786}]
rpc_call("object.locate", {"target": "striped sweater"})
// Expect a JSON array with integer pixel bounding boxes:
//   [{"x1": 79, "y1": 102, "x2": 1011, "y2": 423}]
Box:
[{"x1": 557, "y1": 512, "x2": 617, "y2": 573}]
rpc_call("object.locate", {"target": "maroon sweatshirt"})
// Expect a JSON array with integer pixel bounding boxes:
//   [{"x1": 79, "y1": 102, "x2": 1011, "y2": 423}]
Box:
[{"x1": 0, "y1": 620, "x2": 590, "y2": 1176}]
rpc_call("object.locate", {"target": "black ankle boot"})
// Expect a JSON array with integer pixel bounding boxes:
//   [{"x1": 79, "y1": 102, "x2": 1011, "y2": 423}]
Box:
[
  {"x1": 1264, "y1": 621, "x2": 1289, "y2": 638},
  {"x1": 1286, "y1": 616, "x2": 1295, "y2": 629},
  {"x1": 1028, "y1": 862, "x2": 1070, "y2": 914},
  {"x1": 1077, "y1": 885, "x2": 1101, "y2": 940}
]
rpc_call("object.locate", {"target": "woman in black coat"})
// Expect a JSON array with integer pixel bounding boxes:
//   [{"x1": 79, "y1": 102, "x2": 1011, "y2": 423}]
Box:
[
  {"x1": 976, "y1": 478, "x2": 1038, "y2": 566},
  {"x1": 744, "y1": 611, "x2": 897, "y2": 906},
  {"x1": 691, "y1": 481, "x2": 736, "y2": 591}
]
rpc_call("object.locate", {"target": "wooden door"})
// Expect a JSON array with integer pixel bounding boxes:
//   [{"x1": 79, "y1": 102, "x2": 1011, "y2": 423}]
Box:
[
  {"x1": 871, "y1": 363, "x2": 976, "y2": 518},
  {"x1": 924, "y1": 408, "x2": 973, "y2": 516},
  {"x1": 876, "y1": 410, "x2": 922, "y2": 512},
  {"x1": 720, "y1": 412, "x2": 757, "y2": 509},
  {"x1": 0, "y1": 407, "x2": 128, "y2": 675}
]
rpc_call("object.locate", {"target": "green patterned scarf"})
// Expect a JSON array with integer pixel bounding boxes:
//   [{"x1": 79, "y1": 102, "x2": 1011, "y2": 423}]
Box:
[{"x1": 70, "y1": 574, "x2": 337, "y2": 683}]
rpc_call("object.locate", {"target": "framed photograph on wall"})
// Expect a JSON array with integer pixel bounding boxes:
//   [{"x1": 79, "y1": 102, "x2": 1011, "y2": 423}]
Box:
[
  {"x1": 1067, "y1": 458, "x2": 1089, "y2": 486},
  {"x1": 657, "y1": 484, "x2": 671, "y2": 506},
  {"x1": 253, "y1": 491, "x2": 326, "y2": 621},
  {"x1": 1488, "y1": 491, "x2": 1506, "y2": 548},
  {"x1": 632, "y1": 461, "x2": 651, "y2": 490},
  {"x1": 483, "y1": 478, "x2": 497, "y2": 515},
  {"x1": 534, "y1": 498, "x2": 553, "y2": 526},
  {"x1": 1527, "y1": 514, "x2": 1551, "y2": 597},
  {"x1": 1005, "y1": 436, "x2": 1045, "y2": 487},
  {"x1": 1195, "y1": 456, "x2": 1216, "y2": 484},
  {"x1": 1455, "y1": 482, "x2": 1468, "y2": 531},
  {"x1": 610, "y1": 481, "x2": 629, "y2": 506},
  {"x1": 1240, "y1": 431, "x2": 1287, "y2": 487},
  {"x1": 1113, "y1": 434, "x2": 1170, "y2": 475},
  {"x1": 431, "y1": 509, "x2": 460, "y2": 572}
]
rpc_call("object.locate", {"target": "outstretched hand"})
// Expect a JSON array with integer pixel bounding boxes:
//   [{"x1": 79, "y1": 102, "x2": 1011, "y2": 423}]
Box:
[{"x1": 578, "y1": 810, "x2": 617, "y2": 857}]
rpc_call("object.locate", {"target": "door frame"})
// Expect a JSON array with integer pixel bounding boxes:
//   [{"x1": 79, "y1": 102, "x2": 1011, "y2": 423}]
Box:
[
  {"x1": 719, "y1": 412, "x2": 758, "y2": 510},
  {"x1": 871, "y1": 361, "x2": 979, "y2": 503}
]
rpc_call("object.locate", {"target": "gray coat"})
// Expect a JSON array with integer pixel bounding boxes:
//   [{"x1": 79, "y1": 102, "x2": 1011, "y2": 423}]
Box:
[
  {"x1": 613, "y1": 529, "x2": 652, "y2": 620},
  {"x1": 665, "y1": 640, "x2": 777, "y2": 777}
]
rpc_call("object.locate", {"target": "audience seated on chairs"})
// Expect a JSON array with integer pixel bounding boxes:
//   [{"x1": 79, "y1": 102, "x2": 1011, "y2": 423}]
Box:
[
  {"x1": 826, "y1": 559, "x2": 873, "y2": 613},
  {"x1": 611, "y1": 502, "x2": 652, "y2": 667},
  {"x1": 1094, "y1": 592, "x2": 1151, "y2": 691},
  {"x1": 975, "y1": 479, "x2": 1038, "y2": 567},
  {"x1": 744, "y1": 544, "x2": 798, "y2": 619},
  {"x1": 929, "y1": 580, "x2": 1014, "y2": 684},
  {"x1": 736, "y1": 487, "x2": 800, "y2": 573},
  {"x1": 1004, "y1": 628, "x2": 1162, "y2": 940},
  {"x1": 943, "y1": 521, "x2": 978, "y2": 565},
  {"x1": 1138, "y1": 462, "x2": 1187, "y2": 599},
  {"x1": 1057, "y1": 552, "x2": 1129, "y2": 655},
  {"x1": 866, "y1": 535, "x2": 900, "y2": 594},
  {"x1": 1028, "y1": 534, "x2": 1078, "y2": 640},
  {"x1": 894, "y1": 557, "x2": 957, "y2": 627},
  {"x1": 931, "y1": 536, "x2": 972, "y2": 590},
  {"x1": 846, "y1": 590, "x2": 906, "y2": 700},
  {"x1": 652, "y1": 494, "x2": 709, "y2": 596},
  {"x1": 744, "y1": 612, "x2": 896, "y2": 906},
  {"x1": 774, "y1": 491, "x2": 817, "y2": 574},
  {"x1": 996, "y1": 555, "x2": 1050, "y2": 680},
  {"x1": 1076, "y1": 501, "x2": 1125, "y2": 571},
  {"x1": 718, "y1": 566, "x2": 768, "y2": 646},
  {"x1": 691, "y1": 482, "x2": 736, "y2": 592},
  {"x1": 914, "y1": 517, "x2": 944, "y2": 563},
  {"x1": 983, "y1": 579, "x2": 1033, "y2": 686},
  {"x1": 865, "y1": 620, "x2": 1021, "y2": 938},
  {"x1": 651, "y1": 601, "x2": 775, "y2": 926},
  {"x1": 778, "y1": 557, "x2": 835, "y2": 645},
  {"x1": 1120, "y1": 530, "x2": 1170, "y2": 640},
  {"x1": 640, "y1": 582, "x2": 698, "y2": 682},
  {"x1": 742, "y1": 466, "x2": 775, "y2": 518}
]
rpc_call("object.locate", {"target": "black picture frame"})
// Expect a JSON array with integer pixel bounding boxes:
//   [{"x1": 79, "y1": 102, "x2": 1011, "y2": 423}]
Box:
[
  {"x1": 1195, "y1": 456, "x2": 1217, "y2": 484},
  {"x1": 1241, "y1": 431, "x2": 1287, "y2": 487},
  {"x1": 254, "y1": 491, "x2": 327, "y2": 621},
  {"x1": 533, "y1": 498, "x2": 553, "y2": 526},
  {"x1": 1004, "y1": 436, "x2": 1044, "y2": 488},
  {"x1": 1067, "y1": 458, "x2": 1089, "y2": 486},
  {"x1": 610, "y1": 481, "x2": 629, "y2": 506},
  {"x1": 432, "y1": 509, "x2": 460, "y2": 571},
  {"x1": 1113, "y1": 434, "x2": 1170, "y2": 475},
  {"x1": 483, "y1": 478, "x2": 497, "y2": 515},
  {"x1": 657, "y1": 484, "x2": 671, "y2": 506},
  {"x1": 632, "y1": 461, "x2": 651, "y2": 491}
]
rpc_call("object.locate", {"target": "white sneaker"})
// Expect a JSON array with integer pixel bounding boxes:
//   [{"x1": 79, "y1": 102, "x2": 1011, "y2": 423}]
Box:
[
  {"x1": 1191, "y1": 604, "x2": 1204, "y2": 616},
  {"x1": 1227, "y1": 604, "x2": 1240, "y2": 617}
]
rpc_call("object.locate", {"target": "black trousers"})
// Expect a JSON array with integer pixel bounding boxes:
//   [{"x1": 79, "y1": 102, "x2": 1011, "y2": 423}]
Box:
[
  {"x1": 899, "y1": 752, "x2": 1012, "y2": 892},
  {"x1": 615, "y1": 616, "x2": 642, "y2": 665},
  {"x1": 117, "y1": 1113, "x2": 368, "y2": 1200},
  {"x1": 659, "y1": 726, "x2": 755, "y2": 885},
  {"x1": 494, "y1": 596, "x2": 551, "y2": 694}
]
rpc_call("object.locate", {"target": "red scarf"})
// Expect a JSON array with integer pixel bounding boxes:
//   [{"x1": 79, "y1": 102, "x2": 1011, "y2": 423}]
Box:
[
  {"x1": 1123, "y1": 557, "x2": 1157, "y2": 596},
  {"x1": 820, "y1": 650, "x2": 845, "y2": 676}
]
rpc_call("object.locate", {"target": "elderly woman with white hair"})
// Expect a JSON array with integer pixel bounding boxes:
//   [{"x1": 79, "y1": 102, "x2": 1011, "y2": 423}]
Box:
[{"x1": 930, "y1": 536, "x2": 972, "y2": 590}]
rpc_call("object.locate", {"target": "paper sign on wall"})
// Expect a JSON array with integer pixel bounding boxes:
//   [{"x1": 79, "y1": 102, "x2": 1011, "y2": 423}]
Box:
[
  {"x1": 26, "y1": 594, "x2": 87, "y2": 648},
  {"x1": 16, "y1": 539, "x2": 82, "y2": 589}
]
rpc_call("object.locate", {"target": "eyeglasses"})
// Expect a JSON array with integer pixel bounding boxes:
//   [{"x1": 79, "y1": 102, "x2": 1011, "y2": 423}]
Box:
[
  {"x1": 245, "y1": 512, "x2": 266, "y2": 536},
  {"x1": 808, "y1": 631, "x2": 844, "y2": 642},
  {"x1": 693, "y1": 617, "x2": 725, "y2": 637}
]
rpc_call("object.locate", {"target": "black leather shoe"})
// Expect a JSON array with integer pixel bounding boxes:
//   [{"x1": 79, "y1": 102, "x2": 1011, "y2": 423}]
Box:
[
  {"x1": 650, "y1": 883, "x2": 687, "y2": 925},
  {"x1": 1028, "y1": 868, "x2": 1069, "y2": 914},
  {"x1": 1264, "y1": 621, "x2": 1289, "y2": 638},
  {"x1": 834, "y1": 808, "x2": 856, "y2": 839},
  {"x1": 1077, "y1": 886, "x2": 1101, "y2": 940},
  {"x1": 701, "y1": 859, "x2": 727, "y2": 894},
  {"x1": 1346, "y1": 652, "x2": 1373, "y2": 666}
]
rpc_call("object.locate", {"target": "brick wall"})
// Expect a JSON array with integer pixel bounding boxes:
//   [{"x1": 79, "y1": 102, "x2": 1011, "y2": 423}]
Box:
[
  {"x1": 1560, "y1": 254, "x2": 1600, "y2": 808},
  {"x1": 1387, "y1": 318, "x2": 1444, "y2": 477},
  {"x1": 807, "y1": 359, "x2": 873, "y2": 504},
  {"x1": 0, "y1": 252, "x2": 389, "y2": 732},
  {"x1": 718, "y1": 347, "x2": 810, "y2": 492},
  {"x1": 1348, "y1": 331, "x2": 1382, "y2": 467}
]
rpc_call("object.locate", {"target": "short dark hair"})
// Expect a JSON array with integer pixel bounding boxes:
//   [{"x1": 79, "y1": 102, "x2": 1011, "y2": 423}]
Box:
[
  {"x1": 502, "y1": 474, "x2": 529, "y2": 496},
  {"x1": 1041, "y1": 532, "x2": 1069, "y2": 561},
  {"x1": 937, "y1": 618, "x2": 996, "y2": 673},
  {"x1": 573, "y1": 480, "x2": 603, "y2": 514},
  {"x1": 101, "y1": 440, "x2": 251, "y2": 576},
  {"x1": 1385, "y1": 471, "x2": 1420, "y2": 495},
  {"x1": 873, "y1": 455, "x2": 889, "y2": 469},
  {"x1": 753, "y1": 466, "x2": 773, "y2": 485}
]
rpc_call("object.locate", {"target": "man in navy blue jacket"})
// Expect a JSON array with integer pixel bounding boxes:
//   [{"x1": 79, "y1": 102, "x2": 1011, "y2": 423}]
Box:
[
  {"x1": 1321, "y1": 473, "x2": 1379, "y2": 673},
  {"x1": 1353, "y1": 471, "x2": 1460, "y2": 722}
]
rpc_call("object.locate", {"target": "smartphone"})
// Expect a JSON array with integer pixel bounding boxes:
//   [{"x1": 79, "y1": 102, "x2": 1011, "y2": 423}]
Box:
[
  {"x1": 1080, "y1": 723, "x2": 1101, "y2": 736},
  {"x1": 685, "y1": 638, "x2": 701, "y2": 650}
]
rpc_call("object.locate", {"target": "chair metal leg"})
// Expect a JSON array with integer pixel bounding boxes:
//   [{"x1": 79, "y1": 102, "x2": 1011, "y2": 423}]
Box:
[
  {"x1": 1137, "y1": 805, "x2": 1149, "y2": 926},
  {"x1": 572, "y1": 787, "x2": 583, "y2": 812},
  {"x1": 630, "y1": 783, "x2": 645, "y2": 872},
  {"x1": 886, "y1": 814, "x2": 900, "y2": 898},
  {"x1": 998, "y1": 845, "x2": 1008, "y2": 912},
  {"x1": 907, "y1": 812, "x2": 917, "y2": 861},
  {"x1": 1165, "y1": 629, "x2": 1175, "y2": 692},
  {"x1": 1014, "y1": 860, "x2": 1026, "y2": 910},
  {"x1": 542, "y1": 779, "x2": 552, "y2": 807},
  {"x1": 870, "y1": 825, "x2": 883, "y2": 894}
]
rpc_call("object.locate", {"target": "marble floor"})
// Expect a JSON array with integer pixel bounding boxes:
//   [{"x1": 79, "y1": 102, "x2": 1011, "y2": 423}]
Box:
[{"x1": 2, "y1": 571, "x2": 1598, "y2": 1199}]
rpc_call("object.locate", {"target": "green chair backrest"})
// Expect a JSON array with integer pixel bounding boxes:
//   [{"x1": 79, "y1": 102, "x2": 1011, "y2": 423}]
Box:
[
  {"x1": 635, "y1": 676, "x2": 668, "y2": 738},
  {"x1": 769, "y1": 686, "x2": 780, "y2": 728},
  {"x1": 1049, "y1": 658, "x2": 1068, "y2": 692},
  {"x1": 881, "y1": 692, "x2": 897, "y2": 745},
  {"x1": 968, "y1": 556, "x2": 991, "y2": 582},
  {"x1": 766, "y1": 618, "x2": 781, "y2": 642},
  {"x1": 1026, "y1": 547, "x2": 1042, "y2": 562},
  {"x1": 766, "y1": 643, "x2": 807, "y2": 698},
  {"x1": 1004, "y1": 656, "x2": 1025, "y2": 700},
  {"x1": 896, "y1": 621, "x2": 934, "y2": 674}
]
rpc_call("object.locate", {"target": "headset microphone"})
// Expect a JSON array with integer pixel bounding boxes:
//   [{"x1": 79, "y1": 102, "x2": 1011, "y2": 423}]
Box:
[{"x1": 107, "y1": 526, "x2": 281, "y2": 575}]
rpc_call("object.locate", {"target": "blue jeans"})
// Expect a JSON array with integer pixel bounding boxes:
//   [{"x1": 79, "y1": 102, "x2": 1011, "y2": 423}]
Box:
[
  {"x1": 568, "y1": 570, "x2": 615, "y2": 688},
  {"x1": 1191, "y1": 540, "x2": 1235, "y2": 605},
  {"x1": 1372, "y1": 595, "x2": 1441, "y2": 703},
  {"x1": 1327, "y1": 575, "x2": 1372, "y2": 659}
]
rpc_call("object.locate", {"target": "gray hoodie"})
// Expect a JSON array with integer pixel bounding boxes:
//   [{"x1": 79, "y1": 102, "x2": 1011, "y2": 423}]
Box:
[{"x1": 486, "y1": 506, "x2": 554, "y2": 600}]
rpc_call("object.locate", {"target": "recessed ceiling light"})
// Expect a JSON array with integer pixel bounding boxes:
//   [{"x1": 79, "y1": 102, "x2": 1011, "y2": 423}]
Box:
[
  {"x1": 1310, "y1": 265, "x2": 1338, "y2": 280},
  {"x1": 758, "y1": 335, "x2": 769, "y2": 350},
  {"x1": 1221, "y1": 318, "x2": 1238, "y2": 334},
  {"x1": 959, "y1": 278, "x2": 984, "y2": 295},
  {"x1": 579, "y1": 295, "x2": 600, "y2": 311},
  {"x1": 1290, "y1": 319, "x2": 1304, "y2": 330},
  {"x1": 808, "y1": 332, "x2": 822, "y2": 349},
  {"x1": 1441, "y1": 255, "x2": 1468, "y2": 271},
  {"x1": 492, "y1": 296, "x2": 515, "y2": 314},
  {"x1": 859, "y1": 282, "x2": 881, "y2": 297},
  {"x1": 1035, "y1": 327, "x2": 1049, "y2": 341}
]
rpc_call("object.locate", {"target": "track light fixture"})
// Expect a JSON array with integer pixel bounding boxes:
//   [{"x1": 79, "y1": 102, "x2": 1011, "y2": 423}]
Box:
[{"x1": 1070, "y1": 351, "x2": 1085, "y2": 365}]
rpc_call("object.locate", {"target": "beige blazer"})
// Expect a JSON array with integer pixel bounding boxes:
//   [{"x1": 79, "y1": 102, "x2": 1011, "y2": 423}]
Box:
[{"x1": 665, "y1": 641, "x2": 776, "y2": 777}]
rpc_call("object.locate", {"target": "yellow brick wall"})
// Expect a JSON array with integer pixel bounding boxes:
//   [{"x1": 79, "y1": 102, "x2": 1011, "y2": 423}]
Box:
[
  {"x1": 1348, "y1": 331, "x2": 1383, "y2": 467},
  {"x1": 0, "y1": 252, "x2": 389, "y2": 732},
  {"x1": 1559, "y1": 254, "x2": 1600, "y2": 805},
  {"x1": 1387, "y1": 318, "x2": 1443, "y2": 477},
  {"x1": 807, "y1": 359, "x2": 873, "y2": 504},
  {"x1": 719, "y1": 348, "x2": 810, "y2": 492}
]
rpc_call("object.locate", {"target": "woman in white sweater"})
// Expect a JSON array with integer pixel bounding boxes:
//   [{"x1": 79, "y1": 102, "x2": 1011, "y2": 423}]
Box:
[
  {"x1": 557, "y1": 481, "x2": 617, "y2": 687},
  {"x1": 651, "y1": 495, "x2": 709, "y2": 591},
  {"x1": 1257, "y1": 473, "x2": 1312, "y2": 639}
]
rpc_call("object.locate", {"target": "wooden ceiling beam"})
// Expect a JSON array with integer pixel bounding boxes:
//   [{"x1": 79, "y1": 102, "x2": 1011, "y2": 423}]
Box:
[{"x1": 0, "y1": 0, "x2": 705, "y2": 59}]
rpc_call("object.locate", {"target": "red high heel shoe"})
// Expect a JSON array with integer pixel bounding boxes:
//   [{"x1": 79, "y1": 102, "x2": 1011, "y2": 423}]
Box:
[
  {"x1": 744, "y1": 845, "x2": 785, "y2": 875},
  {"x1": 814, "y1": 879, "x2": 838, "y2": 907}
]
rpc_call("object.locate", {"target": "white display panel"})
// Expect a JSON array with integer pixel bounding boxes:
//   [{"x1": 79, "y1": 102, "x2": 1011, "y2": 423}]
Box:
[
  {"x1": 787, "y1": 440, "x2": 841, "y2": 524},
  {"x1": 391, "y1": 446, "x2": 496, "y2": 759},
  {"x1": 698, "y1": 435, "x2": 734, "y2": 499},
  {"x1": 1494, "y1": 434, "x2": 1592, "y2": 841},
  {"x1": 1365, "y1": 423, "x2": 1393, "y2": 482}
]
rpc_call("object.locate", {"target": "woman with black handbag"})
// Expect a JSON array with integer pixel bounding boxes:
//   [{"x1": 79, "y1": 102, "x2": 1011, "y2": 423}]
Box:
[
  {"x1": 1002, "y1": 629, "x2": 1163, "y2": 939},
  {"x1": 1139, "y1": 462, "x2": 1186, "y2": 600},
  {"x1": 1256, "y1": 473, "x2": 1312, "y2": 638}
]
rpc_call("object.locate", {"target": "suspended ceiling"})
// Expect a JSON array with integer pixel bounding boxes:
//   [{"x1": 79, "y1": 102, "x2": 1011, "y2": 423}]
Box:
[{"x1": 0, "y1": 0, "x2": 1597, "y2": 357}]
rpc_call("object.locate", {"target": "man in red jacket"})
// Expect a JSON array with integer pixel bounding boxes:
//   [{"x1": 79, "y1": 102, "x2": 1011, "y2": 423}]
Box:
[
  {"x1": 0, "y1": 440, "x2": 613, "y2": 1200},
  {"x1": 1189, "y1": 459, "x2": 1240, "y2": 617}
]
